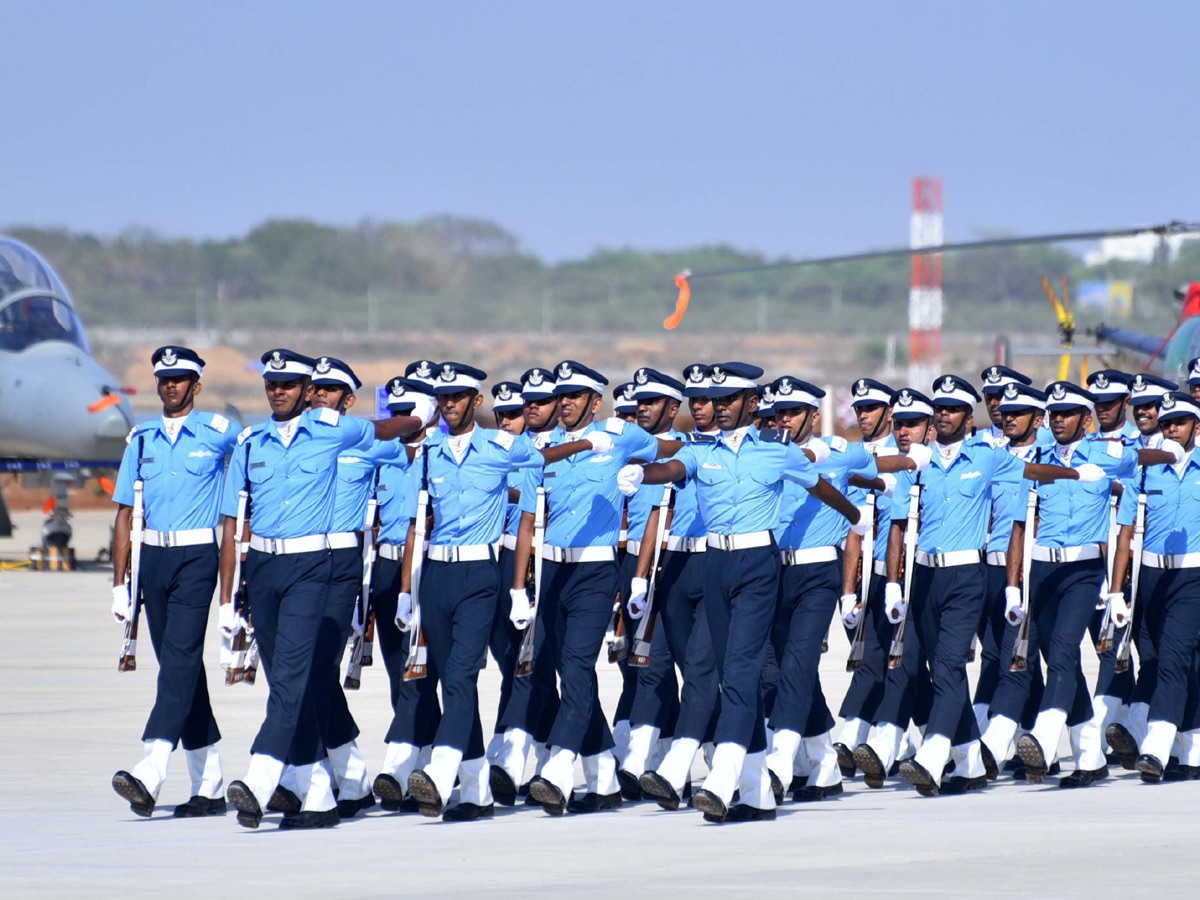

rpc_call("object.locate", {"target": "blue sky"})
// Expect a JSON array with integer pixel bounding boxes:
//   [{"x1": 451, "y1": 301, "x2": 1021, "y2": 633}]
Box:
[{"x1": 6, "y1": 1, "x2": 1197, "y2": 260}]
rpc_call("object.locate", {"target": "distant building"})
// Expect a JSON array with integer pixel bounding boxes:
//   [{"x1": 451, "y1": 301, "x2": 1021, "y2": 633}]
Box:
[{"x1": 1083, "y1": 232, "x2": 1199, "y2": 266}]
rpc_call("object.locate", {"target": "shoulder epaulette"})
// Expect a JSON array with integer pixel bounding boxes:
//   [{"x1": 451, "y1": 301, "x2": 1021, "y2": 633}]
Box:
[
  {"x1": 206, "y1": 413, "x2": 230, "y2": 434},
  {"x1": 315, "y1": 408, "x2": 340, "y2": 426},
  {"x1": 828, "y1": 435, "x2": 848, "y2": 452},
  {"x1": 604, "y1": 417, "x2": 626, "y2": 435},
  {"x1": 236, "y1": 425, "x2": 255, "y2": 446},
  {"x1": 759, "y1": 429, "x2": 791, "y2": 444},
  {"x1": 490, "y1": 430, "x2": 515, "y2": 451}
]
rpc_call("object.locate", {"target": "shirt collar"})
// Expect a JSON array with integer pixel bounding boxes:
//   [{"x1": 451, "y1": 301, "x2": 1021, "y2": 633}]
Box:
[
  {"x1": 267, "y1": 411, "x2": 311, "y2": 444},
  {"x1": 156, "y1": 409, "x2": 197, "y2": 438}
]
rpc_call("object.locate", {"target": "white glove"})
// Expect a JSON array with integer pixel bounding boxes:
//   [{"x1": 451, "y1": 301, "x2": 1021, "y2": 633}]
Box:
[
  {"x1": 805, "y1": 438, "x2": 831, "y2": 465},
  {"x1": 878, "y1": 472, "x2": 897, "y2": 498},
  {"x1": 111, "y1": 584, "x2": 132, "y2": 624},
  {"x1": 1075, "y1": 463, "x2": 1105, "y2": 484},
  {"x1": 586, "y1": 431, "x2": 616, "y2": 454},
  {"x1": 840, "y1": 593, "x2": 862, "y2": 629},
  {"x1": 1004, "y1": 585, "x2": 1025, "y2": 625},
  {"x1": 395, "y1": 592, "x2": 413, "y2": 631},
  {"x1": 1108, "y1": 591, "x2": 1131, "y2": 628},
  {"x1": 627, "y1": 577, "x2": 649, "y2": 619},
  {"x1": 1162, "y1": 439, "x2": 1185, "y2": 465},
  {"x1": 218, "y1": 602, "x2": 242, "y2": 641},
  {"x1": 1096, "y1": 577, "x2": 1110, "y2": 610},
  {"x1": 509, "y1": 588, "x2": 533, "y2": 629},
  {"x1": 617, "y1": 464, "x2": 645, "y2": 497},
  {"x1": 905, "y1": 443, "x2": 933, "y2": 472},
  {"x1": 410, "y1": 394, "x2": 438, "y2": 428},
  {"x1": 850, "y1": 506, "x2": 871, "y2": 536},
  {"x1": 350, "y1": 600, "x2": 366, "y2": 637},
  {"x1": 884, "y1": 582, "x2": 906, "y2": 624}
]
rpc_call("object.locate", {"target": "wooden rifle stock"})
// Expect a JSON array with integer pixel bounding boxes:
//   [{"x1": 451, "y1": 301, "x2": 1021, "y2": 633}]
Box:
[
  {"x1": 1114, "y1": 488, "x2": 1146, "y2": 674},
  {"x1": 847, "y1": 492, "x2": 875, "y2": 671},
  {"x1": 1096, "y1": 494, "x2": 1121, "y2": 652},
  {"x1": 607, "y1": 597, "x2": 627, "y2": 664},
  {"x1": 404, "y1": 452, "x2": 431, "y2": 682},
  {"x1": 1010, "y1": 471, "x2": 1039, "y2": 671},
  {"x1": 118, "y1": 479, "x2": 144, "y2": 672},
  {"x1": 888, "y1": 482, "x2": 921, "y2": 669},
  {"x1": 515, "y1": 487, "x2": 546, "y2": 678},
  {"x1": 631, "y1": 486, "x2": 673, "y2": 668}
]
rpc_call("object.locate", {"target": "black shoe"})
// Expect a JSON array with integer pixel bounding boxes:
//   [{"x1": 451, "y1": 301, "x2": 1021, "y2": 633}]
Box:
[
  {"x1": 793, "y1": 782, "x2": 844, "y2": 802},
  {"x1": 527, "y1": 776, "x2": 567, "y2": 816},
  {"x1": 1163, "y1": 762, "x2": 1200, "y2": 781},
  {"x1": 787, "y1": 775, "x2": 805, "y2": 793},
  {"x1": 981, "y1": 743, "x2": 998, "y2": 781},
  {"x1": 406, "y1": 770, "x2": 445, "y2": 817},
  {"x1": 266, "y1": 785, "x2": 301, "y2": 817},
  {"x1": 336, "y1": 793, "x2": 376, "y2": 818},
  {"x1": 373, "y1": 774, "x2": 413, "y2": 812},
  {"x1": 889, "y1": 760, "x2": 903, "y2": 777},
  {"x1": 639, "y1": 771, "x2": 682, "y2": 811},
  {"x1": 724, "y1": 803, "x2": 776, "y2": 821},
  {"x1": 443, "y1": 802, "x2": 495, "y2": 821},
  {"x1": 1003, "y1": 756, "x2": 1020, "y2": 772},
  {"x1": 227, "y1": 781, "x2": 263, "y2": 829},
  {"x1": 834, "y1": 742, "x2": 856, "y2": 778},
  {"x1": 1059, "y1": 765, "x2": 1108, "y2": 788},
  {"x1": 617, "y1": 768, "x2": 643, "y2": 801},
  {"x1": 853, "y1": 744, "x2": 887, "y2": 788},
  {"x1": 567, "y1": 791, "x2": 622, "y2": 813},
  {"x1": 111, "y1": 771, "x2": 155, "y2": 817},
  {"x1": 769, "y1": 770, "x2": 784, "y2": 806},
  {"x1": 940, "y1": 774, "x2": 987, "y2": 795},
  {"x1": 1135, "y1": 754, "x2": 1164, "y2": 783},
  {"x1": 1015, "y1": 735, "x2": 1048, "y2": 784},
  {"x1": 899, "y1": 759, "x2": 939, "y2": 797},
  {"x1": 1012, "y1": 760, "x2": 1060, "y2": 781},
  {"x1": 173, "y1": 795, "x2": 226, "y2": 817},
  {"x1": 490, "y1": 767, "x2": 518, "y2": 806},
  {"x1": 278, "y1": 808, "x2": 340, "y2": 829},
  {"x1": 691, "y1": 788, "x2": 728, "y2": 823},
  {"x1": 1105, "y1": 723, "x2": 1138, "y2": 770},
  {"x1": 518, "y1": 780, "x2": 532, "y2": 798}
]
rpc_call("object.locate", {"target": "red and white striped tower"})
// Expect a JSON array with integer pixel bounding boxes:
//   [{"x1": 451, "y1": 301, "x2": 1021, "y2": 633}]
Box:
[{"x1": 908, "y1": 177, "x2": 943, "y2": 389}]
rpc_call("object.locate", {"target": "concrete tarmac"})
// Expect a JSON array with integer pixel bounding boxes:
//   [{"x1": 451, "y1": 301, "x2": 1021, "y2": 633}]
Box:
[{"x1": 1, "y1": 511, "x2": 1198, "y2": 898}]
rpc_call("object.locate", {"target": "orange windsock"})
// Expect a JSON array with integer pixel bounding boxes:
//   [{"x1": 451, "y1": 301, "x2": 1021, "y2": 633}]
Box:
[
  {"x1": 43, "y1": 497, "x2": 56, "y2": 515},
  {"x1": 664, "y1": 271, "x2": 691, "y2": 330},
  {"x1": 99, "y1": 477, "x2": 116, "y2": 496},
  {"x1": 87, "y1": 394, "x2": 120, "y2": 414}
]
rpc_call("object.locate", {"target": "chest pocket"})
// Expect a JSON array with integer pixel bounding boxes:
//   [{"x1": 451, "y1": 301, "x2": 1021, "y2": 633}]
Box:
[
  {"x1": 1146, "y1": 492, "x2": 1169, "y2": 511},
  {"x1": 472, "y1": 473, "x2": 504, "y2": 494},
  {"x1": 955, "y1": 474, "x2": 987, "y2": 498},
  {"x1": 294, "y1": 458, "x2": 322, "y2": 478},
  {"x1": 582, "y1": 460, "x2": 613, "y2": 483},
  {"x1": 184, "y1": 455, "x2": 221, "y2": 475},
  {"x1": 340, "y1": 465, "x2": 374, "y2": 486},
  {"x1": 696, "y1": 464, "x2": 732, "y2": 486},
  {"x1": 247, "y1": 464, "x2": 274, "y2": 484},
  {"x1": 138, "y1": 461, "x2": 163, "y2": 480}
]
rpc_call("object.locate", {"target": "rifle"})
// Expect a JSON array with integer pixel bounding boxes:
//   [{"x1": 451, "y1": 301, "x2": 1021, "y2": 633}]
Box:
[
  {"x1": 1010, "y1": 471, "x2": 1039, "y2": 671},
  {"x1": 1114, "y1": 474, "x2": 1147, "y2": 675},
  {"x1": 344, "y1": 495, "x2": 379, "y2": 690},
  {"x1": 225, "y1": 487, "x2": 252, "y2": 684},
  {"x1": 118, "y1": 458, "x2": 144, "y2": 672},
  {"x1": 404, "y1": 448, "x2": 431, "y2": 681},
  {"x1": 1095, "y1": 494, "x2": 1121, "y2": 652},
  {"x1": 887, "y1": 480, "x2": 921, "y2": 669},
  {"x1": 846, "y1": 491, "x2": 875, "y2": 671},
  {"x1": 631, "y1": 485, "x2": 673, "y2": 667},
  {"x1": 607, "y1": 598, "x2": 627, "y2": 664},
  {"x1": 515, "y1": 486, "x2": 546, "y2": 678}
]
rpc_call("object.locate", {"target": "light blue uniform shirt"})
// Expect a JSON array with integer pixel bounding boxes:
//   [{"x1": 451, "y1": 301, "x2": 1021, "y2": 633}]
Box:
[
  {"x1": 1117, "y1": 454, "x2": 1200, "y2": 554},
  {"x1": 409, "y1": 427, "x2": 544, "y2": 546},
  {"x1": 891, "y1": 440, "x2": 1025, "y2": 554},
  {"x1": 375, "y1": 454, "x2": 415, "y2": 546},
  {"x1": 625, "y1": 428, "x2": 691, "y2": 541},
  {"x1": 114, "y1": 410, "x2": 239, "y2": 532},
  {"x1": 519, "y1": 418, "x2": 659, "y2": 548},
  {"x1": 986, "y1": 431, "x2": 1056, "y2": 554},
  {"x1": 846, "y1": 434, "x2": 898, "y2": 563},
  {"x1": 221, "y1": 409, "x2": 374, "y2": 539},
  {"x1": 1032, "y1": 437, "x2": 1138, "y2": 548},
  {"x1": 777, "y1": 436, "x2": 876, "y2": 550},
  {"x1": 331, "y1": 439, "x2": 410, "y2": 534},
  {"x1": 673, "y1": 427, "x2": 819, "y2": 536}
]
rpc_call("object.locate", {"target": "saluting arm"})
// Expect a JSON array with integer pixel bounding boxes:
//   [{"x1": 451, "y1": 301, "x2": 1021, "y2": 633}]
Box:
[
  {"x1": 400, "y1": 520, "x2": 417, "y2": 593},
  {"x1": 805, "y1": 476, "x2": 861, "y2": 526},
  {"x1": 372, "y1": 414, "x2": 427, "y2": 443},
  {"x1": 112, "y1": 504, "x2": 133, "y2": 589},
  {"x1": 218, "y1": 515, "x2": 238, "y2": 604},
  {"x1": 886, "y1": 520, "x2": 905, "y2": 583},
  {"x1": 1005, "y1": 523, "x2": 1023, "y2": 588},
  {"x1": 634, "y1": 509, "x2": 659, "y2": 579},
  {"x1": 849, "y1": 474, "x2": 886, "y2": 491},
  {"x1": 641, "y1": 460, "x2": 688, "y2": 485},
  {"x1": 539, "y1": 440, "x2": 596, "y2": 464},
  {"x1": 842, "y1": 529, "x2": 863, "y2": 595},
  {"x1": 512, "y1": 511, "x2": 535, "y2": 590},
  {"x1": 1137, "y1": 449, "x2": 1179, "y2": 466},
  {"x1": 1110, "y1": 523, "x2": 1134, "y2": 589},
  {"x1": 655, "y1": 437, "x2": 685, "y2": 458}
]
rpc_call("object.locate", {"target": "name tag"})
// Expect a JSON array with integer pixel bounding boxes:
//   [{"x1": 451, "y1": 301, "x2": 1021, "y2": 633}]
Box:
[
  {"x1": 960, "y1": 471, "x2": 982, "y2": 480},
  {"x1": 249, "y1": 461, "x2": 266, "y2": 469},
  {"x1": 701, "y1": 463, "x2": 724, "y2": 470},
  {"x1": 139, "y1": 457, "x2": 155, "y2": 464},
  {"x1": 432, "y1": 477, "x2": 445, "y2": 484}
]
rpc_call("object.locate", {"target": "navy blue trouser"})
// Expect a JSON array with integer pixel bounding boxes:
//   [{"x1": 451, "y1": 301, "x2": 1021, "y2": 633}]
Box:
[
  {"x1": 908, "y1": 562, "x2": 986, "y2": 745},
  {"x1": 631, "y1": 550, "x2": 709, "y2": 736},
  {"x1": 988, "y1": 605, "x2": 1046, "y2": 729},
  {"x1": 489, "y1": 547, "x2": 521, "y2": 725},
  {"x1": 542, "y1": 558, "x2": 619, "y2": 755},
  {"x1": 497, "y1": 559, "x2": 561, "y2": 743},
  {"x1": 613, "y1": 550, "x2": 640, "y2": 726},
  {"x1": 704, "y1": 544, "x2": 780, "y2": 754},
  {"x1": 371, "y1": 555, "x2": 442, "y2": 747},
  {"x1": 1135, "y1": 567, "x2": 1200, "y2": 728},
  {"x1": 839, "y1": 570, "x2": 889, "y2": 723},
  {"x1": 245, "y1": 548, "x2": 331, "y2": 765},
  {"x1": 972, "y1": 563, "x2": 1009, "y2": 707},
  {"x1": 1030, "y1": 558, "x2": 1103, "y2": 725},
  {"x1": 420, "y1": 556, "x2": 499, "y2": 759},
  {"x1": 295, "y1": 545, "x2": 360, "y2": 758},
  {"x1": 768, "y1": 558, "x2": 839, "y2": 738},
  {"x1": 871, "y1": 575, "x2": 934, "y2": 733},
  {"x1": 140, "y1": 543, "x2": 221, "y2": 750}
]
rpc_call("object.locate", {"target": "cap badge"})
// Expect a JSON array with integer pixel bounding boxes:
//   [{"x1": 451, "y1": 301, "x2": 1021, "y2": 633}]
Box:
[
  {"x1": 778, "y1": 379, "x2": 793, "y2": 395},
  {"x1": 688, "y1": 365, "x2": 705, "y2": 383},
  {"x1": 161, "y1": 348, "x2": 177, "y2": 366},
  {"x1": 1003, "y1": 383, "x2": 1019, "y2": 400},
  {"x1": 528, "y1": 369, "x2": 545, "y2": 387},
  {"x1": 440, "y1": 364, "x2": 456, "y2": 382},
  {"x1": 897, "y1": 390, "x2": 913, "y2": 407},
  {"x1": 623, "y1": 384, "x2": 636, "y2": 400},
  {"x1": 315, "y1": 358, "x2": 331, "y2": 374},
  {"x1": 1162, "y1": 394, "x2": 1177, "y2": 410},
  {"x1": 1051, "y1": 384, "x2": 1067, "y2": 400},
  {"x1": 415, "y1": 361, "x2": 432, "y2": 379},
  {"x1": 635, "y1": 368, "x2": 649, "y2": 385},
  {"x1": 1094, "y1": 373, "x2": 1109, "y2": 389},
  {"x1": 269, "y1": 351, "x2": 285, "y2": 370},
  {"x1": 710, "y1": 366, "x2": 727, "y2": 384},
  {"x1": 498, "y1": 384, "x2": 513, "y2": 401},
  {"x1": 986, "y1": 366, "x2": 1001, "y2": 383},
  {"x1": 1133, "y1": 374, "x2": 1146, "y2": 391},
  {"x1": 389, "y1": 380, "x2": 406, "y2": 398},
  {"x1": 940, "y1": 376, "x2": 956, "y2": 393},
  {"x1": 762, "y1": 387, "x2": 777, "y2": 404},
  {"x1": 854, "y1": 379, "x2": 868, "y2": 396},
  {"x1": 558, "y1": 362, "x2": 573, "y2": 380}
]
